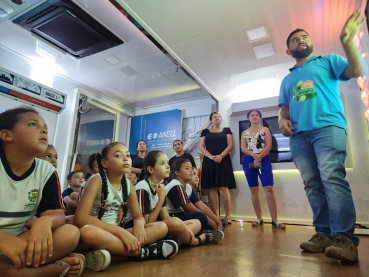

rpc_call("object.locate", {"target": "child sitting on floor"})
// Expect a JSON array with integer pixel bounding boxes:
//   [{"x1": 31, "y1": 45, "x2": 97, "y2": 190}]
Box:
[
  {"x1": 63, "y1": 170, "x2": 85, "y2": 215},
  {"x1": 74, "y1": 142, "x2": 179, "y2": 272},
  {"x1": 166, "y1": 159, "x2": 225, "y2": 239},
  {"x1": 188, "y1": 167, "x2": 226, "y2": 230},
  {"x1": 124, "y1": 151, "x2": 222, "y2": 246},
  {"x1": 0, "y1": 107, "x2": 85, "y2": 277}
]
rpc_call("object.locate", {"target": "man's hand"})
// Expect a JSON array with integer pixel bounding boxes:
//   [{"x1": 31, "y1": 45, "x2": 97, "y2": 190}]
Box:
[
  {"x1": 341, "y1": 10, "x2": 366, "y2": 45},
  {"x1": 279, "y1": 118, "x2": 294, "y2": 137}
]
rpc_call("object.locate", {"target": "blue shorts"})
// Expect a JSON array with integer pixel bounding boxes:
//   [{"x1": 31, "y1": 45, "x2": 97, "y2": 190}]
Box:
[{"x1": 242, "y1": 154, "x2": 274, "y2": 187}]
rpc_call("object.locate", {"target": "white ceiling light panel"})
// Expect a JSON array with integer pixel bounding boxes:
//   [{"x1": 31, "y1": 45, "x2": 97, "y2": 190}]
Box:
[
  {"x1": 253, "y1": 43, "x2": 275, "y2": 59},
  {"x1": 245, "y1": 26, "x2": 269, "y2": 42},
  {"x1": 105, "y1": 55, "x2": 122, "y2": 65}
]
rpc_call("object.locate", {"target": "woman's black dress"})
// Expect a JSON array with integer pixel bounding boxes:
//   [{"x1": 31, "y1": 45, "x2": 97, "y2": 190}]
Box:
[
  {"x1": 131, "y1": 154, "x2": 144, "y2": 169},
  {"x1": 201, "y1": 127, "x2": 236, "y2": 189}
]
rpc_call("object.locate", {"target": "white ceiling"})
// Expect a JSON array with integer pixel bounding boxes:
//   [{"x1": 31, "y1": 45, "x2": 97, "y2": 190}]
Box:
[
  {"x1": 117, "y1": 0, "x2": 365, "y2": 102},
  {"x1": 0, "y1": 0, "x2": 365, "y2": 109},
  {"x1": 0, "y1": 0, "x2": 202, "y2": 108}
]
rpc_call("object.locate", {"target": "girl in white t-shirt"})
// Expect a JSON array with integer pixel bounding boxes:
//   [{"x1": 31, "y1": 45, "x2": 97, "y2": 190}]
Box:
[{"x1": 75, "y1": 143, "x2": 179, "y2": 272}]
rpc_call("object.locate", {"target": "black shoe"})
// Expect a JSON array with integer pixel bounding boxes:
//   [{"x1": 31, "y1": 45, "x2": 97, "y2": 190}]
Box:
[{"x1": 138, "y1": 239, "x2": 179, "y2": 261}]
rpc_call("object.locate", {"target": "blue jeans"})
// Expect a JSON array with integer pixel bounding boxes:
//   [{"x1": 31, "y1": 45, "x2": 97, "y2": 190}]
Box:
[{"x1": 289, "y1": 126, "x2": 358, "y2": 246}]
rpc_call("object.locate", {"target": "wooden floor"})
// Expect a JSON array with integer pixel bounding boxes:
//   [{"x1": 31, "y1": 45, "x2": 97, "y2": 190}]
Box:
[{"x1": 80, "y1": 222, "x2": 369, "y2": 277}]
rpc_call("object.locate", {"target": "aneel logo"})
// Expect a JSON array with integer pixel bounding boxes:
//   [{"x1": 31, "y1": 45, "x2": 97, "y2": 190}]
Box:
[{"x1": 147, "y1": 130, "x2": 176, "y2": 140}]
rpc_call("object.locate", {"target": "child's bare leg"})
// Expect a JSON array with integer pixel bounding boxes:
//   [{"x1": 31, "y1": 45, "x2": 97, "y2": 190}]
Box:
[
  {"x1": 184, "y1": 219, "x2": 212, "y2": 245},
  {"x1": 141, "y1": 221, "x2": 168, "y2": 244},
  {"x1": 164, "y1": 218, "x2": 202, "y2": 245},
  {"x1": 80, "y1": 225, "x2": 140, "y2": 257},
  {"x1": 18, "y1": 224, "x2": 80, "y2": 264}
]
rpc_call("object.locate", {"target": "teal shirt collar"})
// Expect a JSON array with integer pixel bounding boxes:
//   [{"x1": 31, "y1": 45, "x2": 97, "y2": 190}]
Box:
[{"x1": 289, "y1": 55, "x2": 322, "y2": 72}]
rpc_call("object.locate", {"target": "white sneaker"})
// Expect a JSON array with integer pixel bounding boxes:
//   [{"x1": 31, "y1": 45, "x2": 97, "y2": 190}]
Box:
[{"x1": 84, "y1": 249, "x2": 111, "y2": 271}]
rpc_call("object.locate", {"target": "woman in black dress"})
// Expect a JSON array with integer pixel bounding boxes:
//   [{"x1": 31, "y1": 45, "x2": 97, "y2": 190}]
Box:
[
  {"x1": 199, "y1": 112, "x2": 236, "y2": 224},
  {"x1": 130, "y1": 140, "x2": 147, "y2": 174}
]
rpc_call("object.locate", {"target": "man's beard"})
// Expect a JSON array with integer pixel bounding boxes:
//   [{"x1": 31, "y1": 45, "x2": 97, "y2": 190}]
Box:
[{"x1": 289, "y1": 44, "x2": 313, "y2": 59}]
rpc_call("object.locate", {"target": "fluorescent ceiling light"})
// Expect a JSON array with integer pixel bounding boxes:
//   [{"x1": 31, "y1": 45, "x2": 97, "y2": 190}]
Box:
[
  {"x1": 118, "y1": 66, "x2": 138, "y2": 76},
  {"x1": 36, "y1": 41, "x2": 57, "y2": 62},
  {"x1": 253, "y1": 43, "x2": 275, "y2": 59},
  {"x1": 245, "y1": 26, "x2": 269, "y2": 42},
  {"x1": 105, "y1": 55, "x2": 122, "y2": 65}
]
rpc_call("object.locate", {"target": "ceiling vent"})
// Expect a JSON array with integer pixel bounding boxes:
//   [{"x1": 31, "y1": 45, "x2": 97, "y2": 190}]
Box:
[
  {"x1": 12, "y1": 0, "x2": 124, "y2": 59},
  {"x1": 253, "y1": 43, "x2": 275, "y2": 59},
  {"x1": 245, "y1": 26, "x2": 269, "y2": 43}
]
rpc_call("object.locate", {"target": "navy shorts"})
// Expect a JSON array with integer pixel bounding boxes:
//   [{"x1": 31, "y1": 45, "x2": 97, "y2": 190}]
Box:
[{"x1": 242, "y1": 154, "x2": 274, "y2": 187}]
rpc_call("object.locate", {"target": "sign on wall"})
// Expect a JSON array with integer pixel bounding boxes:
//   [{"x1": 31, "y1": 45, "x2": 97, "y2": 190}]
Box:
[
  {"x1": 77, "y1": 120, "x2": 115, "y2": 154},
  {"x1": 129, "y1": 110, "x2": 182, "y2": 158}
]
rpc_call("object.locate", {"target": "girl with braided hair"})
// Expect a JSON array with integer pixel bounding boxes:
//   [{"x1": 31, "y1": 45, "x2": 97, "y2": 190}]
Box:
[{"x1": 74, "y1": 143, "x2": 179, "y2": 272}]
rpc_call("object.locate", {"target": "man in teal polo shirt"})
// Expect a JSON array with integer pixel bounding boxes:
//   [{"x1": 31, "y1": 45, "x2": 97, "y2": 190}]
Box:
[{"x1": 278, "y1": 10, "x2": 367, "y2": 263}]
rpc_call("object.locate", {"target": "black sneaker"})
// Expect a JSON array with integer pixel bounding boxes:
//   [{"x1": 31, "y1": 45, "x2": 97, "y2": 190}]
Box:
[
  {"x1": 138, "y1": 239, "x2": 179, "y2": 261},
  {"x1": 325, "y1": 236, "x2": 358, "y2": 262}
]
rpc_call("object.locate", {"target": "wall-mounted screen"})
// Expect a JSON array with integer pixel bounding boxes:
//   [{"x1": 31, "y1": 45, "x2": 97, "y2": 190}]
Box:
[{"x1": 239, "y1": 116, "x2": 293, "y2": 164}]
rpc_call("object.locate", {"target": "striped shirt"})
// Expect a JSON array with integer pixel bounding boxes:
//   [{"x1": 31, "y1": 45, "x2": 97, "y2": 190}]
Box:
[
  {"x1": 136, "y1": 179, "x2": 167, "y2": 215},
  {"x1": 79, "y1": 174, "x2": 130, "y2": 225},
  {"x1": 0, "y1": 151, "x2": 63, "y2": 236},
  {"x1": 165, "y1": 179, "x2": 200, "y2": 214}
]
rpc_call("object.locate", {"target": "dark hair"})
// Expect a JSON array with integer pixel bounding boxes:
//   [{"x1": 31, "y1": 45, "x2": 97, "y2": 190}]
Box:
[
  {"x1": 47, "y1": 144, "x2": 55, "y2": 149},
  {"x1": 0, "y1": 107, "x2": 38, "y2": 148},
  {"x1": 96, "y1": 142, "x2": 129, "y2": 220},
  {"x1": 167, "y1": 159, "x2": 191, "y2": 183},
  {"x1": 173, "y1": 139, "x2": 183, "y2": 146},
  {"x1": 247, "y1": 109, "x2": 262, "y2": 119},
  {"x1": 286, "y1": 28, "x2": 309, "y2": 48},
  {"x1": 67, "y1": 170, "x2": 84, "y2": 181},
  {"x1": 138, "y1": 150, "x2": 164, "y2": 181},
  {"x1": 87, "y1": 153, "x2": 97, "y2": 170},
  {"x1": 209, "y1": 111, "x2": 221, "y2": 121}
]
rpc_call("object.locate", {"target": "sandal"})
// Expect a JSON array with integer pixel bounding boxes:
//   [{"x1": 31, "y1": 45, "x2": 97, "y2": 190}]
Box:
[
  {"x1": 195, "y1": 232, "x2": 211, "y2": 245},
  {"x1": 251, "y1": 219, "x2": 263, "y2": 226},
  {"x1": 55, "y1": 253, "x2": 85, "y2": 277},
  {"x1": 221, "y1": 219, "x2": 229, "y2": 230},
  {"x1": 203, "y1": 229, "x2": 224, "y2": 244},
  {"x1": 272, "y1": 221, "x2": 286, "y2": 229},
  {"x1": 225, "y1": 217, "x2": 232, "y2": 224}
]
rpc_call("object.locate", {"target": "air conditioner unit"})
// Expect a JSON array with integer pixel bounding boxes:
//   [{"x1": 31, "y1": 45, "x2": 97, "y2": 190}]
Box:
[
  {"x1": 0, "y1": 67, "x2": 66, "y2": 113},
  {"x1": 13, "y1": 0, "x2": 124, "y2": 59}
]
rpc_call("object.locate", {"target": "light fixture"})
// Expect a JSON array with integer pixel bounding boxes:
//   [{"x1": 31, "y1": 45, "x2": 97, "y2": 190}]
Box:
[
  {"x1": 253, "y1": 43, "x2": 275, "y2": 59},
  {"x1": 245, "y1": 26, "x2": 269, "y2": 42},
  {"x1": 105, "y1": 55, "x2": 122, "y2": 65},
  {"x1": 36, "y1": 41, "x2": 57, "y2": 62}
]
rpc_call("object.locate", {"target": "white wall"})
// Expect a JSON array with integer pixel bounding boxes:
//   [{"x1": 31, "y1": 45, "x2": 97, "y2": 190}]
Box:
[
  {"x1": 134, "y1": 96, "x2": 216, "y2": 118},
  {"x1": 0, "y1": 47, "x2": 80, "y2": 186},
  {"x1": 219, "y1": 80, "x2": 369, "y2": 225}
]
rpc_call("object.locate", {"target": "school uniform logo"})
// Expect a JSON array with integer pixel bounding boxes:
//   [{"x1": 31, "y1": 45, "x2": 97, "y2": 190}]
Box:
[
  {"x1": 24, "y1": 189, "x2": 39, "y2": 210},
  {"x1": 28, "y1": 189, "x2": 39, "y2": 202},
  {"x1": 292, "y1": 80, "x2": 316, "y2": 102}
]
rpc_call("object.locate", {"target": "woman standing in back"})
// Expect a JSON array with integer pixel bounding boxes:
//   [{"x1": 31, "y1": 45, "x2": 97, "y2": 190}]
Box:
[{"x1": 199, "y1": 112, "x2": 236, "y2": 224}]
